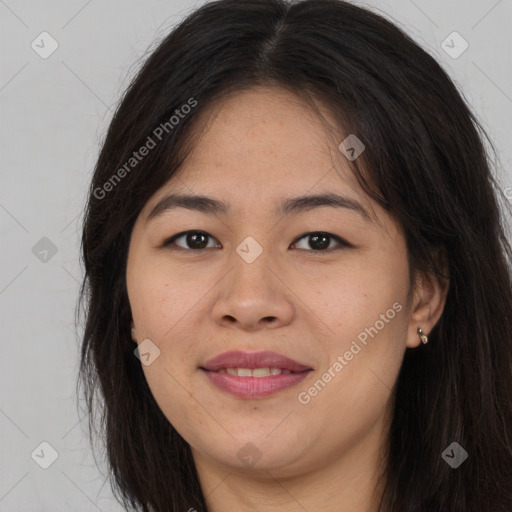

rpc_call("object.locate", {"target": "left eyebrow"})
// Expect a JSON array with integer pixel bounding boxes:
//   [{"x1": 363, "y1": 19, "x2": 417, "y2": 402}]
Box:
[
  {"x1": 277, "y1": 192, "x2": 372, "y2": 221},
  {"x1": 145, "y1": 192, "x2": 372, "y2": 224}
]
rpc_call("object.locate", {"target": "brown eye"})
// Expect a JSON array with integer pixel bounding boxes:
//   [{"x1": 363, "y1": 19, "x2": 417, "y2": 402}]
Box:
[
  {"x1": 163, "y1": 231, "x2": 220, "y2": 250},
  {"x1": 291, "y1": 232, "x2": 350, "y2": 252}
]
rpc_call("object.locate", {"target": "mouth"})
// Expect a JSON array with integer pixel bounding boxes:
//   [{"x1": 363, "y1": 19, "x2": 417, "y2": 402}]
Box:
[{"x1": 200, "y1": 350, "x2": 313, "y2": 399}]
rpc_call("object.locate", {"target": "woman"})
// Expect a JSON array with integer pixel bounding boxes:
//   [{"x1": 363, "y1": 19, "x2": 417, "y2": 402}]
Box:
[{"x1": 77, "y1": 0, "x2": 512, "y2": 511}]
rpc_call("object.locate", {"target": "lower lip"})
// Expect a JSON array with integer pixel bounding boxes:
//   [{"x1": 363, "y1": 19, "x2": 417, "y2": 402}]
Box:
[{"x1": 202, "y1": 370, "x2": 311, "y2": 399}]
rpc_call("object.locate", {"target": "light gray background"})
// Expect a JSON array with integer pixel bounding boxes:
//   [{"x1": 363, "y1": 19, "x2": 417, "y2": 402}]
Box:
[{"x1": 1, "y1": 0, "x2": 511, "y2": 510}]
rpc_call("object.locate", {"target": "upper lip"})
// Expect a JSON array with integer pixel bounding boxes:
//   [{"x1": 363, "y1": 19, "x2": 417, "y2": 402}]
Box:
[{"x1": 202, "y1": 350, "x2": 313, "y2": 372}]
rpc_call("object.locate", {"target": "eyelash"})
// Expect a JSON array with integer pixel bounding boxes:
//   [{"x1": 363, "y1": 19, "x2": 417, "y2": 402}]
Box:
[{"x1": 161, "y1": 230, "x2": 352, "y2": 253}]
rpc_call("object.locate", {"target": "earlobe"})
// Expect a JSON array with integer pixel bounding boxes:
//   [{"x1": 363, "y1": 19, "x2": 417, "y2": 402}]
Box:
[
  {"x1": 407, "y1": 266, "x2": 450, "y2": 348},
  {"x1": 130, "y1": 321, "x2": 137, "y2": 342}
]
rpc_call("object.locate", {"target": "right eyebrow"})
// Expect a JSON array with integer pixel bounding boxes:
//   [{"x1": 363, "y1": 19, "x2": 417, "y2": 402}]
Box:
[{"x1": 146, "y1": 194, "x2": 229, "y2": 223}]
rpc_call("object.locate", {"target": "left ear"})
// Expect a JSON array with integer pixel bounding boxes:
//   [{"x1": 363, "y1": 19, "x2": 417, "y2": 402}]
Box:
[{"x1": 407, "y1": 252, "x2": 450, "y2": 348}]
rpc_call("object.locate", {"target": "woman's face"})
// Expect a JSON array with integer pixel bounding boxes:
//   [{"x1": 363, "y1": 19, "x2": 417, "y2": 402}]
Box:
[{"x1": 126, "y1": 86, "x2": 430, "y2": 481}]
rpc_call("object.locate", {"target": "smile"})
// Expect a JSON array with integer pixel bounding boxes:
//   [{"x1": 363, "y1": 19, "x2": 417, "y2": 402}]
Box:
[{"x1": 201, "y1": 350, "x2": 313, "y2": 399}]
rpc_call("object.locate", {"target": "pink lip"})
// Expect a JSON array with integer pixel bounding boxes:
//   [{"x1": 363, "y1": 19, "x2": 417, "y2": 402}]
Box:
[
  {"x1": 201, "y1": 350, "x2": 313, "y2": 399},
  {"x1": 202, "y1": 350, "x2": 312, "y2": 372}
]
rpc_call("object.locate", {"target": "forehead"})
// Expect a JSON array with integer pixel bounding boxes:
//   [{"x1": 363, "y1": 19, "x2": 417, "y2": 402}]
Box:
[
  {"x1": 155, "y1": 87, "x2": 370, "y2": 206},
  {"x1": 139, "y1": 86, "x2": 392, "y2": 231},
  {"x1": 181, "y1": 86, "x2": 345, "y2": 181}
]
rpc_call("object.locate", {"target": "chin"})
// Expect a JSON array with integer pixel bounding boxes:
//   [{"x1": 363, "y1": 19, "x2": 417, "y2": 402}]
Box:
[{"x1": 192, "y1": 434, "x2": 310, "y2": 475}]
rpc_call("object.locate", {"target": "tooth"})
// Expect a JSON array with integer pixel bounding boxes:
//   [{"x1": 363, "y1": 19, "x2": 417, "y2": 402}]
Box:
[
  {"x1": 252, "y1": 368, "x2": 270, "y2": 377},
  {"x1": 223, "y1": 367, "x2": 287, "y2": 377}
]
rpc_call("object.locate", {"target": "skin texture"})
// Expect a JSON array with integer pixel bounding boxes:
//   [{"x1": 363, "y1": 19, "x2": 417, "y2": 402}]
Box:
[{"x1": 126, "y1": 86, "x2": 449, "y2": 512}]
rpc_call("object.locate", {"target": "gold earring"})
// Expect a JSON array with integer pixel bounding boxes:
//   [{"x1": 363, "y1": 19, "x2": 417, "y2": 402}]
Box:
[{"x1": 417, "y1": 327, "x2": 429, "y2": 344}]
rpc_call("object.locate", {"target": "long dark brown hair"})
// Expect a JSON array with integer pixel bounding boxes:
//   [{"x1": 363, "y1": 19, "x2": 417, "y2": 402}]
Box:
[{"x1": 77, "y1": 0, "x2": 512, "y2": 510}]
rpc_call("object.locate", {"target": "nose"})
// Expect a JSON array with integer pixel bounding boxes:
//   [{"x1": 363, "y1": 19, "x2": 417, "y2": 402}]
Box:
[{"x1": 211, "y1": 250, "x2": 295, "y2": 331}]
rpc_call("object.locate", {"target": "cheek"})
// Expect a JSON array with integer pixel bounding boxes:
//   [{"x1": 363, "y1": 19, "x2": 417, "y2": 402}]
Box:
[
  {"x1": 296, "y1": 308, "x2": 406, "y2": 453},
  {"x1": 127, "y1": 261, "x2": 208, "y2": 394},
  {"x1": 306, "y1": 253, "x2": 409, "y2": 340},
  {"x1": 298, "y1": 253, "x2": 409, "y2": 421},
  {"x1": 128, "y1": 268, "x2": 205, "y2": 438},
  {"x1": 127, "y1": 260, "x2": 198, "y2": 342},
  {"x1": 141, "y1": 364, "x2": 216, "y2": 454}
]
